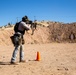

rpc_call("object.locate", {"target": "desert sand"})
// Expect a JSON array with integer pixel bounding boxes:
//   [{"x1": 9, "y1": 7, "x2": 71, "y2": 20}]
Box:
[
  {"x1": 0, "y1": 43, "x2": 76, "y2": 75},
  {"x1": 0, "y1": 22, "x2": 76, "y2": 75}
]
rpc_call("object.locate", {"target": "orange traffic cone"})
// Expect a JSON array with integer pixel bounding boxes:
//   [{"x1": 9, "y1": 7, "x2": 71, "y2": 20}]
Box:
[{"x1": 36, "y1": 51, "x2": 41, "y2": 61}]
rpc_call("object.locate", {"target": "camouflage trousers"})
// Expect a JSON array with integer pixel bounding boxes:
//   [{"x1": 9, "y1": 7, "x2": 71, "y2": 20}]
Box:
[{"x1": 11, "y1": 32, "x2": 25, "y2": 62}]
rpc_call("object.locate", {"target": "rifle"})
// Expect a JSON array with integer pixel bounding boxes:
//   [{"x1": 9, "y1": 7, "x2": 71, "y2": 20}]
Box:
[{"x1": 26, "y1": 20, "x2": 37, "y2": 35}]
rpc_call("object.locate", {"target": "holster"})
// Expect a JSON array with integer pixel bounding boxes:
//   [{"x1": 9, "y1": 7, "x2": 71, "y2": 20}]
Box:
[{"x1": 10, "y1": 33, "x2": 25, "y2": 46}]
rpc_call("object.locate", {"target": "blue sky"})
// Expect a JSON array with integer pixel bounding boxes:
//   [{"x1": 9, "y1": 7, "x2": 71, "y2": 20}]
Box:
[{"x1": 0, "y1": 0, "x2": 76, "y2": 26}]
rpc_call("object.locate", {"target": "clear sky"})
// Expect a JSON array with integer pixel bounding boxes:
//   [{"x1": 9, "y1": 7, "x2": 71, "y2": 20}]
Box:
[{"x1": 0, "y1": 0, "x2": 76, "y2": 26}]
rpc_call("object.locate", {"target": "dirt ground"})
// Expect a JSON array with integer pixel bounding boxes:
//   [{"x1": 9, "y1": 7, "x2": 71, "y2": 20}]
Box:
[
  {"x1": 0, "y1": 22, "x2": 76, "y2": 75},
  {"x1": 0, "y1": 43, "x2": 76, "y2": 75}
]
